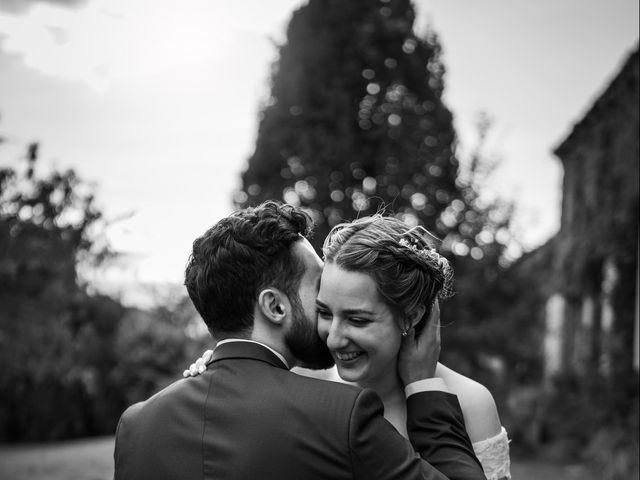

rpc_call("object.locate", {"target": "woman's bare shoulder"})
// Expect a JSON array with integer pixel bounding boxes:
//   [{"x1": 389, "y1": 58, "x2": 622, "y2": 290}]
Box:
[{"x1": 435, "y1": 363, "x2": 502, "y2": 443}]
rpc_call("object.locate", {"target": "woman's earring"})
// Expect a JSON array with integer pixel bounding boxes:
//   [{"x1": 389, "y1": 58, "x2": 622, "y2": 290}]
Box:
[{"x1": 401, "y1": 329, "x2": 409, "y2": 337}]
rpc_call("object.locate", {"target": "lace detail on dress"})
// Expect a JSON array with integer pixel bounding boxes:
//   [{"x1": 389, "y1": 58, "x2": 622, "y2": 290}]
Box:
[{"x1": 472, "y1": 426, "x2": 511, "y2": 480}]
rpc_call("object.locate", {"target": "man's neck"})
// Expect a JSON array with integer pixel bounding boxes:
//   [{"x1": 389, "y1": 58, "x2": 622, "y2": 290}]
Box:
[{"x1": 249, "y1": 321, "x2": 296, "y2": 368}]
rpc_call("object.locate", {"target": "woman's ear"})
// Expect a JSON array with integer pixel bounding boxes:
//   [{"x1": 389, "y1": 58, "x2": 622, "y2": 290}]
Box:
[
  {"x1": 257, "y1": 288, "x2": 288, "y2": 326},
  {"x1": 406, "y1": 304, "x2": 427, "y2": 329}
]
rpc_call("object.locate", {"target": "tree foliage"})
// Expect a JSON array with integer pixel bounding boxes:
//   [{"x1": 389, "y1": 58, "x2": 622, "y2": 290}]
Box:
[
  {"x1": 237, "y1": 0, "x2": 468, "y2": 248},
  {"x1": 0, "y1": 142, "x2": 120, "y2": 440},
  {"x1": 110, "y1": 296, "x2": 210, "y2": 409},
  {"x1": 0, "y1": 142, "x2": 211, "y2": 441}
]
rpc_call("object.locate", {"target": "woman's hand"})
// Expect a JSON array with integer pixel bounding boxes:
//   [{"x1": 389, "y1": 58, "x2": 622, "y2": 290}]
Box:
[
  {"x1": 397, "y1": 301, "x2": 441, "y2": 387},
  {"x1": 182, "y1": 349, "x2": 214, "y2": 378}
]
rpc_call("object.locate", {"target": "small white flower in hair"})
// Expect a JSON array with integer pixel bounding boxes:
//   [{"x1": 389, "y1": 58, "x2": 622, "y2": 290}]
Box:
[
  {"x1": 398, "y1": 236, "x2": 454, "y2": 299},
  {"x1": 400, "y1": 239, "x2": 437, "y2": 262}
]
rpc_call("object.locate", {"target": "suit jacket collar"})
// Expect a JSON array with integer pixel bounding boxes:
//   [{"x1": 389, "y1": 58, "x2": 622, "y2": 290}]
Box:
[{"x1": 210, "y1": 340, "x2": 289, "y2": 370}]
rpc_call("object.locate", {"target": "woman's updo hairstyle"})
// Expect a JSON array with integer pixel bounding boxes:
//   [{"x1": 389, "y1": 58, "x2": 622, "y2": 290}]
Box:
[{"x1": 322, "y1": 215, "x2": 454, "y2": 332}]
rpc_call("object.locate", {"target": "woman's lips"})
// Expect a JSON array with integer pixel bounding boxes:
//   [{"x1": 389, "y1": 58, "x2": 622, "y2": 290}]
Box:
[{"x1": 335, "y1": 351, "x2": 364, "y2": 362}]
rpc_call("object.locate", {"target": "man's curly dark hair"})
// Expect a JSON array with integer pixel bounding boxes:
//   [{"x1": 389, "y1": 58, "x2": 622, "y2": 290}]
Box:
[{"x1": 185, "y1": 201, "x2": 313, "y2": 338}]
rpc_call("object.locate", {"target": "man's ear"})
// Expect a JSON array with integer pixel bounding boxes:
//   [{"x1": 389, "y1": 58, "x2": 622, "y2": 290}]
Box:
[{"x1": 257, "y1": 288, "x2": 288, "y2": 326}]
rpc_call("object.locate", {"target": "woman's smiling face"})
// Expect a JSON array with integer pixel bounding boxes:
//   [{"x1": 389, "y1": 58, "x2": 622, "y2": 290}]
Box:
[{"x1": 316, "y1": 262, "x2": 403, "y2": 386}]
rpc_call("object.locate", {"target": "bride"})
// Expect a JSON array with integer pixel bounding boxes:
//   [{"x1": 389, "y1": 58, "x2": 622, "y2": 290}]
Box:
[
  {"x1": 188, "y1": 214, "x2": 511, "y2": 480},
  {"x1": 315, "y1": 215, "x2": 510, "y2": 480}
]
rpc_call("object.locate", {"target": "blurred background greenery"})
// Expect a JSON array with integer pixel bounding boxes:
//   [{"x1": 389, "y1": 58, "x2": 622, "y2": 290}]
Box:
[{"x1": 1, "y1": 1, "x2": 638, "y2": 479}]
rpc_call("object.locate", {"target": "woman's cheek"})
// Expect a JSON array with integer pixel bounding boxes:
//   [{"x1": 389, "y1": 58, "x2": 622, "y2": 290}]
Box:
[{"x1": 316, "y1": 319, "x2": 329, "y2": 341}]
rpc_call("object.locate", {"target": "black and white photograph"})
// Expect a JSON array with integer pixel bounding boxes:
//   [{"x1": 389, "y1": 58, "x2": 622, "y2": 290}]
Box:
[{"x1": 1, "y1": 1, "x2": 638, "y2": 479}]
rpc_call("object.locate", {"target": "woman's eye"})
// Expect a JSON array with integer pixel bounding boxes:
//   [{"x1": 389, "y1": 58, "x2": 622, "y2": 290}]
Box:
[
  {"x1": 316, "y1": 309, "x2": 332, "y2": 319},
  {"x1": 349, "y1": 317, "x2": 371, "y2": 325}
]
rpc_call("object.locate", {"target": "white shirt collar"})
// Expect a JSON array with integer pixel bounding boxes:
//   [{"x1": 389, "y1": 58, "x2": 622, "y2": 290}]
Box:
[{"x1": 216, "y1": 338, "x2": 290, "y2": 369}]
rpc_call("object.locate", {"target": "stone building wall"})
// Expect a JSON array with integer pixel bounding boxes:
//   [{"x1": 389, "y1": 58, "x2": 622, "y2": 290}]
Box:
[{"x1": 545, "y1": 45, "x2": 639, "y2": 378}]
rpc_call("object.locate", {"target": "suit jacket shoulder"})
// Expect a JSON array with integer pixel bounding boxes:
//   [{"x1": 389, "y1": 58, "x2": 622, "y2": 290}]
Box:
[{"x1": 114, "y1": 342, "x2": 486, "y2": 480}]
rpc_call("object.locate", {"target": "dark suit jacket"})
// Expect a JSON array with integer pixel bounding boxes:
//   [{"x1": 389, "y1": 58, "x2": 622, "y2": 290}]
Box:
[{"x1": 114, "y1": 342, "x2": 484, "y2": 480}]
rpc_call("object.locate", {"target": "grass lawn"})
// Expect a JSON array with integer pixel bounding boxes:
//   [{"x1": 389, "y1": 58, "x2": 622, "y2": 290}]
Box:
[
  {"x1": 0, "y1": 436, "x2": 597, "y2": 480},
  {"x1": 0, "y1": 436, "x2": 114, "y2": 480}
]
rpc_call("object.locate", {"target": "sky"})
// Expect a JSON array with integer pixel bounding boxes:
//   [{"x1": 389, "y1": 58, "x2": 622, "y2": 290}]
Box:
[{"x1": 1, "y1": 0, "x2": 638, "y2": 305}]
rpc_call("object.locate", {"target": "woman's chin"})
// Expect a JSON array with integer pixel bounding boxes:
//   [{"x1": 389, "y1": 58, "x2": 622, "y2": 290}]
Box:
[{"x1": 335, "y1": 363, "x2": 366, "y2": 383}]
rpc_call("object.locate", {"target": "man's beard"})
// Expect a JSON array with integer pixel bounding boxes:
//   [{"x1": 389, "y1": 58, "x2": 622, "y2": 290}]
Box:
[{"x1": 285, "y1": 295, "x2": 335, "y2": 370}]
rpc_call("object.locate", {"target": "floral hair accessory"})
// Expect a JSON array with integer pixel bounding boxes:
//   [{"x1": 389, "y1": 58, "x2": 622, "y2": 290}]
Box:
[{"x1": 397, "y1": 235, "x2": 454, "y2": 299}]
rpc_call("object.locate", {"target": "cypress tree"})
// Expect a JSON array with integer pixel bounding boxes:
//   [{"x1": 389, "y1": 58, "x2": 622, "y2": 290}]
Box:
[{"x1": 237, "y1": 0, "x2": 464, "y2": 249}]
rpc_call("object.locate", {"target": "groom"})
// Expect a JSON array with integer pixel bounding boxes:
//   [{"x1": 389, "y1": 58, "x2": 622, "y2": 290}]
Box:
[{"x1": 113, "y1": 201, "x2": 485, "y2": 480}]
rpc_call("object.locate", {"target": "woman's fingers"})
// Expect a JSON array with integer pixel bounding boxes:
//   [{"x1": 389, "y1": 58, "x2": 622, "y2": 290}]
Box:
[
  {"x1": 183, "y1": 349, "x2": 214, "y2": 378},
  {"x1": 429, "y1": 300, "x2": 440, "y2": 326},
  {"x1": 427, "y1": 301, "x2": 441, "y2": 357},
  {"x1": 202, "y1": 349, "x2": 214, "y2": 364}
]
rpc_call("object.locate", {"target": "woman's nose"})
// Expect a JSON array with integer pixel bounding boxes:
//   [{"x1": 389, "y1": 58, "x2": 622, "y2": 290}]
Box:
[{"x1": 326, "y1": 319, "x2": 348, "y2": 350}]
